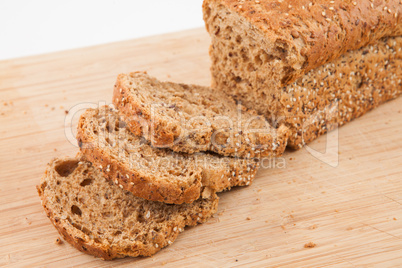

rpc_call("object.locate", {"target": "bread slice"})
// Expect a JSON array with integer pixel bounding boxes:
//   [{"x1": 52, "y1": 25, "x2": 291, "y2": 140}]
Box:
[
  {"x1": 112, "y1": 72, "x2": 288, "y2": 158},
  {"x1": 77, "y1": 106, "x2": 259, "y2": 204},
  {"x1": 203, "y1": 0, "x2": 402, "y2": 88},
  {"x1": 37, "y1": 156, "x2": 219, "y2": 260}
]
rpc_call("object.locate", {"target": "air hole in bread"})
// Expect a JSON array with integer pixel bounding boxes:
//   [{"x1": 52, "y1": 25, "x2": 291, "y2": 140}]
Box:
[
  {"x1": 114, "y1": 231, "x2": 122, "y2": 236},
  {"x1": 137, "y1": 213, "x2": 145, "y2": 223},
  {"x1": 80, "y1": 178, "x2": 93, "y2": 187},
  {"x1": 105, "y1": 137, "x2": 113, "y2": 146},
  {"x1": 102, "y1": 212, "x2": 113, "y2": 218},
  {"x1": 106, "y1": 123, "x2": 112, "y2": 133},
  {"x1": 55, "y1": 160, "x2": 79, "y2": 177},
  {"x1": 71, "y1": 205, "x2": 82, "y2": 216}
]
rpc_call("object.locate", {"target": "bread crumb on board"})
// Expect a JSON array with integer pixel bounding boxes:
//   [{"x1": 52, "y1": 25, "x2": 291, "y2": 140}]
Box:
[
  {"x1": 304, "y1": 242, "x2": 316, "y2": 248},
  {"x1": 55, "y1": 237, "x2": 63, "y2": 245}
]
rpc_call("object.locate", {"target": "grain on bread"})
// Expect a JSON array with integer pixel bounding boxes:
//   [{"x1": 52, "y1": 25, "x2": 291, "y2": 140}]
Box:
[
  {"x1": 37, "y1": 156, "x2": 218, "y2": 260},
  {"x1": 203, "y1": 0, "x2": 402, "y2": 88},
  {"x1": 113, "y1": 72, "x2": 288, "y2": 158},
  {"x1": 203, "y1": 0, "x2": 402, "y2": 148},
  {"x1": 210, "y1": 35, "x2": 402, "y2": 148},
  {"x1": 77, "y1": 106, "x2": 259, "y2": 204}
]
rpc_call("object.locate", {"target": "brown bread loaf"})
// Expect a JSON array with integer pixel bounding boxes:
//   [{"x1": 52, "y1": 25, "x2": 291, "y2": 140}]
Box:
[{"x1": 203, "y1": 0, "x2": 402, "y2": 148}]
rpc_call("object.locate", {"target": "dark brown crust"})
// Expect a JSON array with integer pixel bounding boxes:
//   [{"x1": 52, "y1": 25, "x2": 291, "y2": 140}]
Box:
[
  {"x1": 113, "y1": 72, "x2": 288, "y2": 158},
  {"x1": 204, "y1": 0, "x2": 402, "y2": 86}
]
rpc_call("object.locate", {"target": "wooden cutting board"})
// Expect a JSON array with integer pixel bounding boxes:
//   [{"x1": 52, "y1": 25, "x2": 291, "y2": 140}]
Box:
[{"x1": 1, "y1": 28, "x2": 401, "y2": 267}]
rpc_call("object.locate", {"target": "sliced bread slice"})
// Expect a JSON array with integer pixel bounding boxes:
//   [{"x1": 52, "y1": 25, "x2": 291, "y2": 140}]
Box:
[
  {"x1": 112, "y1": 72, "x2": 288, "y2": 158},
  {"x1": 77, "y1": 106, "x2": 259, "y2": 204},
  {"x1": 37, "y1": 156, "x2": 219, "y2": 260}
]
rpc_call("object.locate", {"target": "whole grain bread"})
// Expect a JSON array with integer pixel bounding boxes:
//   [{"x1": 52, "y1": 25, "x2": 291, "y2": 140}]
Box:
[
  {"x1": 37, "y1": 156, "x2": 218, "y2": 260},
  {"x1": 77, "y1": 106, "x2": 259, "y2": 204},
  {"x1": 203, "y1": 0, "x2": 402, "y2": 88},
  {"x1": 203, "y1": 0, "x2": 402, "y2": 148},
  {"x1": 113, "y1": 72, "x2": 288, "y2": 158},
  {"x1": 208, "y1": 34, "x2": 402, "y2": 148}
]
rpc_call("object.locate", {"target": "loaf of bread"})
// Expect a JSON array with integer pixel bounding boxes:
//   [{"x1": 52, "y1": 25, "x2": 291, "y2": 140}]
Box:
[
  {"x1": 37, "y1": 156, "x2": 218, "y2": 260},
  {"x1": 203, "y1": 0, "x2": 402, "y2": 148},
  {"x1": 77, "y1": 106, "x2": 259, "y2": 204},
  {"x1": 113, "y1": 72, "x2": 288, "y2": 158},
  {"x1": 204, "y1": 0, "x2": 402, "y2": 88}
]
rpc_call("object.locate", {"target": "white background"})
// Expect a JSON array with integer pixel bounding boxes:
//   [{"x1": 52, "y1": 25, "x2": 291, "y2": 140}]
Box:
[{"x1": 0, "y1": 0, "x2": 204, "y2": 60}]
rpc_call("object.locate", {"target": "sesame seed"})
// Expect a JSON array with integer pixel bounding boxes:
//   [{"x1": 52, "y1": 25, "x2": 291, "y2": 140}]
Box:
[
  {"x1": 145, "y1": 211, "x2": 151, "y2": 219},
  {"x1": 352, "y1": 1, "x2": 357, "y2": 6},
  {"x1": 155, "y1": 244, "x2": 159, "y2": 248},
  {"x1": 119, "y1": 184, "x2": 123, "y2": 189},
  {"x1": 322, "y1": 11, "x2": 326, "y2": 16},
  {"x1": 99, "y1": 165, "x2": 103, "y2": 169},
  {"x1": 126, "y1": 174, "x2": 129, "y2": 179},
  {"x1": 329, "y1": 7, "x2": 334, "y2": 10},
  {"x1": 173, "y1": 227, "x2": 177, "y2": 232}
]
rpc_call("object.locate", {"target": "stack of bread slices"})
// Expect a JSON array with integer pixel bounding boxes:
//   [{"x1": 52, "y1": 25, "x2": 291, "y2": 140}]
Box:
[
  {"x1": 37, "y1": 72, "x2": 288, "y2": 260},
  {"x1": 38, "y1": 0, "x2": 402, "y2": 260}
]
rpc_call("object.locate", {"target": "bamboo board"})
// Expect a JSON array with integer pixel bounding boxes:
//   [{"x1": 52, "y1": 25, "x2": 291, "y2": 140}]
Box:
[{"x1": 1, "y1": 28, "x2": 402, "y2": 267}]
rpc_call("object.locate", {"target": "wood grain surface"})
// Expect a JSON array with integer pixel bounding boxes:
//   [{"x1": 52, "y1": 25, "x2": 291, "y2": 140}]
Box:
[{"x1": 1, "y1": 28, "x2": 402, "y2": 267}]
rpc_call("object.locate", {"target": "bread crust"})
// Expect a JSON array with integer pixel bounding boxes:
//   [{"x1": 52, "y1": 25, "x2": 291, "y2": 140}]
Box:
[
  {"x1": 204, "y1": 0, "x2": 402, "y2": 86},
  {"x1": 77, "y1": 107, "x2": 260, "y2": 204}
]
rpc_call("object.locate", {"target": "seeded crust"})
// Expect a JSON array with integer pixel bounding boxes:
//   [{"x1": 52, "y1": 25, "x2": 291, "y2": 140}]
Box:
[
  {"x1": 203, "y1": 0, "x2": 402, "y2": 88},
  {"x1": 113, "y1": 72, "x2": 288, "y2": 158},
  {"x1": 37, "y1": 156, "x2": 219, "y2": 260},
  {"x1": 77, "y1": 106, "x2": 259, "y2": 204}
]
